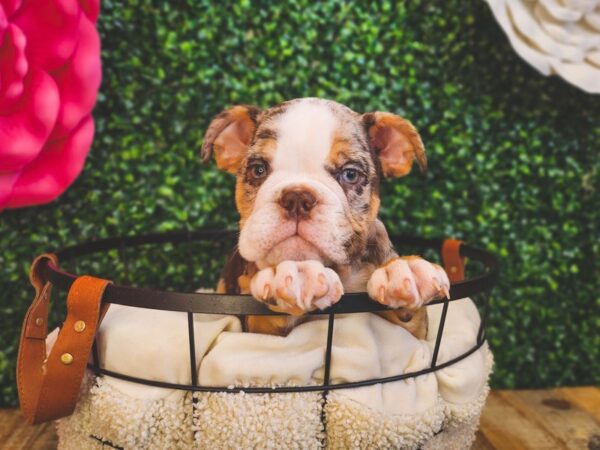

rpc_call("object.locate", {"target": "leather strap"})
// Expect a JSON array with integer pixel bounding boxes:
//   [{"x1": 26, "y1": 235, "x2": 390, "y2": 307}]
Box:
[
  {"x1": 17, "y1": 254, "x2": 111, "y2": 424},
  {"x1": 442, "y1": 239, "x2": 465, "y2": 283}
]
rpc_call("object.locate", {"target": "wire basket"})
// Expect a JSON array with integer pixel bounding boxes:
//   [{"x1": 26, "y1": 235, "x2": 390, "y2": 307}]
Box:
[{"x1": 40, "y1": 229, "x2": 498, "y2": 396}]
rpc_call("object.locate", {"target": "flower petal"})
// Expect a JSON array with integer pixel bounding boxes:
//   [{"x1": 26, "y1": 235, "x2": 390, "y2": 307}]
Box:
[
  {"x1": 0, "y1": 68, "x2": 59, "y2": 171},
  {"x1": 0, "y1": 0, "x2": 22, "y2": 18},
  {"x1": 584, "y1": 9, "x2": 600, "y2": 31},
  {"x1": 484, "y1": 0, "x2": 552, "y2": 74},
  {"x1": 508, "y1": 0, "x2": 585, "y2": 63},
  {"x1": 0, "y1": 23, "x2": 28, "y2": 107},
  {"x1": 539, "y1": 0, "x2": 583, "y2": 21},
  {"x1": 587, "y1": 49, "x2": 600, "y2": 66},
  {"x1": 0, "y1": 170, "x2": 19, "y2": 210},
  {"x1": 49, "y1": 13, "x2": 101, "y2": 138},
  {"x1": 79, "y1": 0, "x2": 99, "y2": 22},
  {"x1": 6, "y1": 115, "x2": 94, "y2": 208},
  {"x1": 0, "y1": 5, "x2": 7, "y2": 31},
  {"x1": 535, "y1": 1, "x2": 600, "y2": 50},
  {"x1": 11, "y1": 0, "x2": 81, "y2": 71},
  {"x1": 551, "y1": 58, "x2": 600, "y2": 93}
]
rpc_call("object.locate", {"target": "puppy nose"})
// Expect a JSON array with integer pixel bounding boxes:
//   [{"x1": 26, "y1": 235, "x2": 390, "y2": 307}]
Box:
[{"x1": 279, "y1": 189, "x2": 317, "y2": 219}]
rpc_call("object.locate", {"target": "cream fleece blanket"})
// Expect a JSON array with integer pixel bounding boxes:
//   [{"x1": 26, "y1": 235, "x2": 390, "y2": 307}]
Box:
[{"x1": 54, "y1": 297, "x2": 492, "y2": 449}]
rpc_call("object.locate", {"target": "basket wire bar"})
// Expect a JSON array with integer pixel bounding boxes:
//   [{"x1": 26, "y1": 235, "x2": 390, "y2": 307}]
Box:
[
  {"x1": 320, "y1": 313, "x2": 335, "y2": 443},
  {"x1": 42, "y1": 230, "x2": 497, "y2": 395},
  {"x1": 430, "y1": 298, "x2": 450, "y2": 368},
  {"x1": 91, "y1": 339, "x2": 101, "y2": 377},
  {"x1": 477, "y1": 289, "x2": 491, "y2": 345},
  {"x1": 187, "y1": 312, "x2": 198, "y2": 387},
  {"x1": 322, "y1": 313, "x2": 335, "y2": 391}
]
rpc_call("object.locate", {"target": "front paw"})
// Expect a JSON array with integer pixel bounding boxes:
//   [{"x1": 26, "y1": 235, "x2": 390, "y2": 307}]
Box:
[
  {"x1": 250, "y1": 260, "x2": 344, "y2": 315},
  {"x1": 367, "y1": 257, "x2": 450, "y2": 309}
]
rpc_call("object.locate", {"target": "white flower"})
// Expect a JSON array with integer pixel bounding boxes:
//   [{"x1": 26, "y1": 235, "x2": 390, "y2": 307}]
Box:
[{"x1": 485, "y1": 0, "x2": 600, "y2": 93}]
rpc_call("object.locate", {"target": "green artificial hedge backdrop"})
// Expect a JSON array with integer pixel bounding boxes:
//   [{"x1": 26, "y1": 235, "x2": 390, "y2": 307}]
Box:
[{"x1": 1, "y1": 0, "x2": 599, "y2": 406}]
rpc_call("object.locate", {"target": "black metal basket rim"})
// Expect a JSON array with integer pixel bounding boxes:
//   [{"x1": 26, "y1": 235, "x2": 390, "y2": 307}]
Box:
[
  {"x1": 38, "y1": 229, "x2": 496, "y2": 394},
  {"x1": 87, "y1": 336, "x2": 487, "y2": 394},
  {"x1": 42, "y1": 229, "x2": 498, "y2": 316}
]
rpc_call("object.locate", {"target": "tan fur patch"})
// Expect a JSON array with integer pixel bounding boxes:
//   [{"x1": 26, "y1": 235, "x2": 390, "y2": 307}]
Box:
[
  {"x1": 369, "y1": 194, "x2": 380, "y2": 223},
  {"x1": 365, "y1": 112, "x2": 426, "y2": 178},
  {"x1": 245, "y1": 315, "x2": 305, "y2": 336},
  {"x1": 234, "y1": 137, "x2": 278, "y2": 224},
  {"x1": 235, "y1": 178, "x2": 254, "y2": 224},
  {"x1": 327, "y1": 135, "x2": 353, "y2": 167},
  {"x1": 376, "y1": 309, "x2": 428, "y2": 340},
  {"x1": 201, "y1": 105, "x2": 260, "y2": 174},
  {"x1": 251, "y1": 134, "x2": 277, "y2": 160}
]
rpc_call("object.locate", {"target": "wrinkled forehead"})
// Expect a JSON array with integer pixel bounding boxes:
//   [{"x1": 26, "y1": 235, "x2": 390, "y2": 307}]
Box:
[{"x1": 256, "y1": 99, "x2": 368, "y2": 172}]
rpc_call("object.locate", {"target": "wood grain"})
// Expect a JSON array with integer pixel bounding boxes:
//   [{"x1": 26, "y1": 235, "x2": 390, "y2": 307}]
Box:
[
  {"x1": 0, "y1": 409, "x2": 57, "y2": 450},
  {"x1": 1, "y1": 387, "x2": 599, "y2": 449},
  {"x1": 472, "y1": 430, "x2": 498, "y2": 450},
  {"x1": 498, "y1": 389, "x2": 600, "y2": 449},
  {"x1": 479, "y1": 390, "x2": 565, "y2": 449},
  {"x1": 478, "y1": 387, "x2": 600, "y2": 450}
]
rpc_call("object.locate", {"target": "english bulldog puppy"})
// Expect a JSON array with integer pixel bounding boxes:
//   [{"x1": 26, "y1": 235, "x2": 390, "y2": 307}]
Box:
[{"x1": 201, "y1": 98, "x2": 450, "y2": 339}]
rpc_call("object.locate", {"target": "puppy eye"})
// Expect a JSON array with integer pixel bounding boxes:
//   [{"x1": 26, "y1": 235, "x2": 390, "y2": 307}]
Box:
[
  {"x1": 247, "y1": 161, "x2": 268, "y2": 180},
  {"x1": 339, "y1": 168, "x2": 361, "y2": 185}
]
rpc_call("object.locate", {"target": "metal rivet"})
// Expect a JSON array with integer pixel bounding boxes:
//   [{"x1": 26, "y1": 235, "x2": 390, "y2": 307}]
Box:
[
  {"x1": 35, "y1": 317, "x2": 44, "y2": 326},
  {"x1": 60, "y1": 353, "x2": 74, "y2": 365},
  {"x1": 450, "y1": 266, "x2": 458, "y2": 273},
  {"x1": 74, "y1": 320, "x2": 86, "y2": 332}
]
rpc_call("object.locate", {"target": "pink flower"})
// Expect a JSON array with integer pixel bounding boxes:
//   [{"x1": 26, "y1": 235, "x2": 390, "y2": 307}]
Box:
[{"x1": 0, "y1": 0, "x2": 101, "y2": 210}]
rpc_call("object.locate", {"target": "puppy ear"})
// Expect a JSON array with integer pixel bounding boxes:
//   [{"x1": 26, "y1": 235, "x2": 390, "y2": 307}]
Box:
[
  {"x1": 201, "y1": 105, "x2": 261, "y2": 174},
  {"x1": 362, "y1": 112, "x2": 426, "y2": 178}
]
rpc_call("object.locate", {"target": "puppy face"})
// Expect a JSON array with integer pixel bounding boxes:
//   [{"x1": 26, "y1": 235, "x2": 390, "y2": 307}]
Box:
[{"x1": 201, "y1": 98, "x2": 425, "y2": 269}]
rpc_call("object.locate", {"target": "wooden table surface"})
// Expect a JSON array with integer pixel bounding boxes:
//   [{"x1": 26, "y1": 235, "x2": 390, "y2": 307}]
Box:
[
  {"x1": 474, "y1": 387, "x2": 600, "y2": 450},
  {"x1": 1, "y1": 387, "x2": 599, "y2": 449}
]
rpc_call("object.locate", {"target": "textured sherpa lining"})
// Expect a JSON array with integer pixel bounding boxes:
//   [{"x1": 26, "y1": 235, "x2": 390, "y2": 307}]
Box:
[{"x1": 54, "y1": 297, "x2": 493, "y2": 449}]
